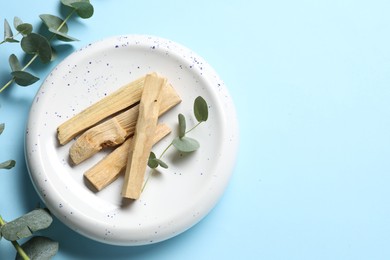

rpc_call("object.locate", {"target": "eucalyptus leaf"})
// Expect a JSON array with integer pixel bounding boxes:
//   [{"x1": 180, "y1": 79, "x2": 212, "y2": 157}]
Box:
[
  {"x1": 148, "y1": 152, "x2": 169, "y2": 169},
  {"x1": 0, "y1": 160, "x2": 16, "y2": 170},
  {"x1": 11, "y1": 71, "x2": 39, "y2": 87},
  {"x1": 155, "y1": 158, "x2": 168, "y2": 169},
  {"x1": 13, "y1": 17, "x2": 33, "y2": 36},
  {"x1": 13, "y1": 17, "x2": 23, "y2": 29},
  {"x1": 172, "y1": 136, "x2": 200, "y2": 152},
  {"x1": 194, "y1": 96, "x2": 208, "y2": 122},
  {"x1": 61, "y1": 0, "x2": 94, "y2": 19},
  {"x1": 0, "y1": 123, "x2": 4, "y2": 135},
  {"x1": 148, "y1": 152, "x2": 158, "y2": 169},
  {"x1": 1, "y1": 208, "x2": 52, "y2": 241},
  {"x1": 13, "y1": 17, "x2": 33, "y2": 35},
  {"x1": 178, "y1": 113, "x2": 186, "y2": 138},
  {"x1": 4, "y1": 18, "x2": 13, "y2": 40},
  {"x1": 16, "y1": 23, "x2": 33, "y2": 36},
  {"x1": 39, "y1": 14, "x2": 68, "y2": 33},
  {"x1": 72, "y1": 1, "x2": 94, "y2": 19},
  {"x1": 16, "y1": 236, "x2": 58, "y2": 260},
  {"x1": 9, "y1": 54, "x2": 22, "y2": 72},
  {"x1": 48, "y1": 28, "x2": 79, "y2": 42},
  {"x1": 21, "y1": 33, "x2": 52, "y2": 63}
]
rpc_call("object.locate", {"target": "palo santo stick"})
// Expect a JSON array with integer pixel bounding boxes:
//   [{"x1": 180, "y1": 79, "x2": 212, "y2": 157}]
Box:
[
  {"x1": 84, "y1": 123, "x2": 171, "y2": 191},
  {"x1": 121, "y1": 73, "x2": 165, "y2": 199},
  {"x1": 69, "y1": 82, "x2": 181, "y2": 164},
  {"x1": 57, "y1": 76, "x2": 145, "y2": 145}
]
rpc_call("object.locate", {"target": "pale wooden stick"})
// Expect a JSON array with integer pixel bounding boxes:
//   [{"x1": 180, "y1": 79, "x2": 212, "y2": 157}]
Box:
[
  {"x1": 57, "y1": 76, "x2": 145, "y2": 145},
  {"x1": 69, "y1": 83, "x2": 181, "y2": 164},
  {"x1": 121, "y1": 73, "x2": 165, "y2": 199},
  {"x1": 84, "y1": 124, "x2": 171, "y2": 191}
]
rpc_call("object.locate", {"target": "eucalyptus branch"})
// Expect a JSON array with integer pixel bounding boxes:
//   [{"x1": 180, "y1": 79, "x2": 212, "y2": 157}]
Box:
[
  {"x1": 0, "y1": 0, "x2": 94, "y2": 93},
  {"x1": 145, "y1": 96, "x2": 209, "y2": 187}
]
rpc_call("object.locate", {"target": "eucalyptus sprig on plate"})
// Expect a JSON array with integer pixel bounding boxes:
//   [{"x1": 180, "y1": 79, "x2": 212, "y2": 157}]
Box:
[
  {"x1": 0, "y1": 0, "x2": 94, "y2": 93},
  {"x1": 148, "y1": 96, "x2": 209, "y2": 170}
]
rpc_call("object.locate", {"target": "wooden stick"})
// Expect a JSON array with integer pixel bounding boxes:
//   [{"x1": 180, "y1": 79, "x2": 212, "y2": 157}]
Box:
[
  {"x1": 84, "y1": 124, "x2": 171, "y2": 191},
  {"x1": 121, "y1": 73, "x2": 165, "y2": 199},
  {"x1": 69, "y1": 82, "x2": 181, "y2": 164},
  {"x1": 57, "y1": 76, "x2": 145, "y2": 145}
]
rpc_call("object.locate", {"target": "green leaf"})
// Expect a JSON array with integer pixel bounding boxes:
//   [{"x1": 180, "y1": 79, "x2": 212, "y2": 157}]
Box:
[
  {"x1": 16, "y1": 24, "x2": 33, "y2": 36},
  {"x1": 9, "y1": 54, "x2": 22, "y2": 72},
  {"x1": 21, "y1": 33, "x2": 52, "y2": 63},
  {"x1": 178, "y1": 113, "x2": 186, "y2": 138},
  {"x1": 155, "y1": 159, "x2": 168, "y2": 169},
  {"x1": 172, "y1": 136, "x2": 200, "y2": 152},
  {"x1": 0, "y1": 123, "x2": 4, "y2": 135},
  {"x1": 148, "y1": 152, "x2": 158, "y2": 169},
  {"x1": 61, "y1": 0, "x2": 94, "y2": 19},
  {"x1": 72, "y1": 2, "x2": 94, "y2": 18},
  {"x1": 39, "y1": 14, "x2": 68, "y2": 32},
  {"x1": 0, "y1": 160, "x2": 15, "y2": 170},
  {"x1": 148, "y1": 152, "x2": 169, "y2": 169},
  {"x1": 1, "y1": 208, "x2": 52, "y2": 241},
  {"x1": 11, "y1": 71, "x2": 39, "y2": 87},
  {"x1": 4, "y1": 18, "x2": 13, "y2": 39},
  {"x1": 194, "y1": 96, "x2": 208, "y2": 122},
  {"x1": 48, "y1": 27, "x2": 79, "y2": 42},
  {"x1": 16, "y1": 236, "x2": 58, "y2": 260},
  {"x1": 13, "y1": 17, "x2": 22, "y2": 28},
  {"x1": 14, "y1": 17, "x2": 33, "y2": 36}
]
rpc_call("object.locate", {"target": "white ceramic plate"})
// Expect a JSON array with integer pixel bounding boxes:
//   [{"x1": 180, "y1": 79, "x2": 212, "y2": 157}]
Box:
[{"x1": 26, "y1": 35, "x2": 239, "y2": 246}]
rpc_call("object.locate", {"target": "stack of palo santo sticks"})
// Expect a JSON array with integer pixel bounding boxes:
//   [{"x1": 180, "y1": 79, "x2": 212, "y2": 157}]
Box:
[{"x1": 57, "y1": 73, "x2": 181, "y2": 199}]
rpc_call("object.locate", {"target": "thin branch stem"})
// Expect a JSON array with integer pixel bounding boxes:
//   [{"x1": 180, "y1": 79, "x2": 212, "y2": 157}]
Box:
[
  {"x1": 22, "y1": 54, "x2": 38, "y2": 71},
  {"x1": 12, "y1": 241, "x2": 30, "y2": 260},
  {"x1": 159, "y1": 142, "x2": 173, "y2": 160},
  {"x1": 185, "y1": 121, "x2": 202, "y2": 134}
]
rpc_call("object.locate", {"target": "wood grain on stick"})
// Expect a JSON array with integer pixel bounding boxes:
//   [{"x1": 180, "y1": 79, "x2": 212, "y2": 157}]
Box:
[
  {"x1": 69, "y1": 83, "x2": 181, "y2": 164},
  {"x1": 121, "y1": 73, "x2": 165, "y2": 199},
  {"x1": 57, "y1": 76, "x2": 145, "y2": 145},
  {"x1": 84, "y1": 123, "x2": 171, "y2": 191}
]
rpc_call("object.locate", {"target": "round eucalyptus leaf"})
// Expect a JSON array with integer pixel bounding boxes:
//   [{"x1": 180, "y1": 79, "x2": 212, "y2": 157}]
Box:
[
  {"x1": 16, "y1": 23, "x2": 33, "y2": 36},
  {"x1": 1, "y1": 208, "x2": 52, "y2": 241},
  {"x1": 194, "y1": 96, "x2": 208, "y2": 122},
  {"x1": 16, "y1": 236, "x2": 59, "y2": 260},
  {"x1": 11, "y1": 71, "x2": 40, "y2": 86},
  {"x1": 61, "y1": 0, "x2": 94, "y2": 18},
  {"x1": 71, "y1": 2, "x2": 94, "y2": 19},
  {"x1": 9, "y1": 54, "x2": 22, "y2": 71},
  {"x1": 21, "y1": 33, "x2": 52, "y2": 63},
  {"x1": 148, "y1": 152, "x2": 158, "y2": 168},
  {"x1": 178, "y1": 113, "x2": 186, "y2": 138},
  {"x1": 172, "y1": 136, "x2": 200, "y2": 153},
  {"x1": 39, "y1": 14, "x2": 68, "y2": 33},
  {"x1": 48, "y1": 27, "x2": 79, "y2": 42}
]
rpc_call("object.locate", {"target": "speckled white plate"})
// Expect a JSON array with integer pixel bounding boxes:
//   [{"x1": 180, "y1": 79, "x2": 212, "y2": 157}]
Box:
[{"x1": 25, "y1": 35, "x2": 238, "y2": 246}]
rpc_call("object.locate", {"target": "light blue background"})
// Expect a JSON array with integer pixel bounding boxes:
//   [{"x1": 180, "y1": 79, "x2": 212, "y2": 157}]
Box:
[{"x1": 1, "y1": 0, "x2": 390, "y2": 259}]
